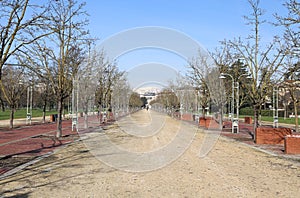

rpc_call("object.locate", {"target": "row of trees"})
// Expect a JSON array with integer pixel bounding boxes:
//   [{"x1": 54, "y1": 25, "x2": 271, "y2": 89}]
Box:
[
  {"x1": 188, "y1": 0, "x2": 300, "y2": 132},
  {"x1": 0, "y1": 0, "x2": 128, "y2": 137},
  {"x1": 0, "y1": 0, "x2": 299, "y2": 137},
  {"x1": 0, "y1": 0, "x2": 90, "y2": 136},
  {"x1": 151, "y1": 0, "x2": 299, "y2": 134}
]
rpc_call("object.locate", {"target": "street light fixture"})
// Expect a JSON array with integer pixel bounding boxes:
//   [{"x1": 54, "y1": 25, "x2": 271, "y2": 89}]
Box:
[
  {"x1": 220, "y1": 72, "x2": 251, "y2": 133},
  {"x1": 219, "y1": 73, "x2": 235, "y2": 133}
]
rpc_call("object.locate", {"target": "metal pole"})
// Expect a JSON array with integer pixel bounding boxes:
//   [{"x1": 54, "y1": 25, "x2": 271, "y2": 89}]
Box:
[
  {"x1": 26, "y1": 86, "x2": 29, "y2": 124},
  {"x1": 276, "y1": 86, "x2": 279, "y2": 128},
  {"x1": 76, "y1": 76, "x2": 79, "y2": 131},
  {"x1": 231, "y1": 79, "x2": 234, "y2": 120},
  {"x1": 231, "y1": 77, "x2": 235, "y2": 133},
  {"x1": 273, "y1": 86, "x2": 279, "y2": 128},
  {"x1": 219, "y1": 73, "x2": 235, "y2": 133},
  {"x1": 235, "y1": 73, "x2": 251, "y2": 133},
  {"x1": 72, "y1": 77, "x2": 75, "y2": 131},
  {"x1": 30, "y1": 86, "x2": 33, "y2": 125},
  {"x1": 273, "y1": 87, "x2": 275, "y2": 127},
  {"x1": 236, "y1": 82, "x2": 239, "y2": 133}
]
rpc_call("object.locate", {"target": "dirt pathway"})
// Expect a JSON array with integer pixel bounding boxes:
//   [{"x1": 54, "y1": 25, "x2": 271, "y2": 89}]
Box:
[{"x1": 1, "y1": 110, "x2": 300, "y2": 197}]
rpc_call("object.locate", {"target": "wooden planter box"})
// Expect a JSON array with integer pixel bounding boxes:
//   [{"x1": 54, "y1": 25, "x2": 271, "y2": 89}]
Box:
[
  {"x1": 285, "y1": 135, "x2": 300, "y2": 154},
  {"x1": 255, "y1": 127, "x2": 292, "y2": 145}
]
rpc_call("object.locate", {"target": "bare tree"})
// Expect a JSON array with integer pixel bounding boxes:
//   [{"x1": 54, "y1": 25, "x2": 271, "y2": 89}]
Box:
[
  {"x1": 187, "y1": 55, "x2": 211, "y2": 117},
  {"x1": 1, "y1": 67, "x2": 27, "y2": 128},
  {"x1": 22, "y1": 0, "x2": 89, "y2": 137},
  {"x1": 111, "y1": 75, "x2": 131, "y2": 119},
  {"x1": 227, "y1": 0, "x2": 287, "y2": 134},
  {"x1": 0, "y1": 0, "x2": 49, "y2": 73},
  {"x1": 48, "y1": 0, "x2": 89, "y2": 137},
  {"x1": 129, "y1": 92, "x2": 143, "y2": 109},
  {"x1": 211, "y1": 43, "x2": 252, "y2": 117},
  {"x1": 94, "y1": 50, "x2": 124, "y2": 121},
  {"x1": 275, "y1": 0, "x2": 300, "y2": 132},
  {"x1": 0, "y1": 0, "x2": 50, "y2": 125},
  {"x1": 151, "y1": 89, "x2": 180, "y2": 112},
  {"x1": 77, "y1": 45, "x2": 99, "y2": 128},
  {"x1": 188, "y1": 52, "x2": 226, "y2": 129},
  {"x1": 275, "y1": 0, "x2": 299, "y2": 57},
  {"x1": 283, "y1": 60, "x2": 300, "y2": 132}
]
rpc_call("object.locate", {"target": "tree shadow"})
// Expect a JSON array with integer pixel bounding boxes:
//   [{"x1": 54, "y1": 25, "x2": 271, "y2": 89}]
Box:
[
  {"x1": 1, "y1": 146, "x2": 117, "y2": 185},
  {"x1": 1, "y1": 192, "x2": 30, "y2": 198}
]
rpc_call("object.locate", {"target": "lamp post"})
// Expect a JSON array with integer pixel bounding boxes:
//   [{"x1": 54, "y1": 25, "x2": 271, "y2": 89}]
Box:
[
  {"x1": 26, "y1": 85, "x2": 33, "y2": 125},
  {"x1": 71, "y1": 75, "x2": 79, "y2": 132},
  {"x1": 220, "y1": 73, "x2": 234, "y2": 117},
  {"x1": 273, "y1": 85, "x2": 279, "y2": 128},
  {"x1": 220, "y1": 73, "x2": 235, "y2": 133}
]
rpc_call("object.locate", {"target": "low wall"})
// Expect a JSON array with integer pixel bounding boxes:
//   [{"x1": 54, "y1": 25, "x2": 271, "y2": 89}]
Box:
[
  {"x1": 199, "y1": 117, "x2": 221, "y2": 129},
  {"x1": 181, "y1": 113, "x2": 193, "y2": 121},
  {"x1": 284, "y1": 135, "x2": 300, "y2": 154},
  {"x1": 244, "y1": 117, "x2": 252, "y2": 124},
  {"x1": 205, "y1": 118, "x2": 221, "y2": 129},
  {"x1": 255, "y1": 127, "x2": 292, "y2": 145},
  {"x1": 199, "y1": 117, "x2": 206, "y2": 127}
]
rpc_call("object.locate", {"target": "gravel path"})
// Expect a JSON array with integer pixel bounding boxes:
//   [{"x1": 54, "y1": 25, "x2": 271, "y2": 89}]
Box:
[{"x1": 1, "y1": 110, "x2": 300, "y2": 197}]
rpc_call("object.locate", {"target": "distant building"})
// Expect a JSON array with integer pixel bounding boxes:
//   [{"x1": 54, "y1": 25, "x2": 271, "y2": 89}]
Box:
[{"x1": 135, "y1": 87, "x2": 160, "y2": 104}]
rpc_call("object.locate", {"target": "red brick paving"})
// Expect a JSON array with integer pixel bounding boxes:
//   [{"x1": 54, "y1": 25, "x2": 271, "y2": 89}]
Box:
[
  {"x1": 0, "y1": 114, "x2": 116, "y2": 175},
  {"x1": 0, "y1": 119, "x2": 81, "y2": 175},
  {"x1": 220, "y1": 120, "x2": 300, "y2": 158},
  {"x1": 0, "y1": 124, "x2": 57, "y2": 145}
]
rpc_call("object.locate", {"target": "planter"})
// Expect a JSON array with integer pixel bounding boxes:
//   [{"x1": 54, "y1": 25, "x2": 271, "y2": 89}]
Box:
[
  {"x1": 182, "y1": 113, "x2": 193, "y2": 121},
  {"x1": 198, "y1": 117, "x2": 221, "y2": 129},
  {"x1": 255, "y1": 127, "x2": 292, "y2": 145},
  {"x1": 244, "y1": 117, "x2": 252, "y2": 124},
  {"x1": 284, "y1": 135, "x2": 300, "y2": 154},
  {"x1": 199, "y1": 117, "x2": 206, "y2": 127}
]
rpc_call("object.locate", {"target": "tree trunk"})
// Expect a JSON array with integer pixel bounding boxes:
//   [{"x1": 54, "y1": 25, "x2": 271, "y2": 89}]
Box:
[
  {"x1": 98, "y1": 104, "x2": 105, "y2": 123},
  {"x1": 284, "y1": 103, "x2": 287, "y2": 120},
  {"x1": 84, "y1": 106, "x2": 88, "y2": 129},
  {"x1": 294, "y1": 101, "x2": 299, "y2": 133},
  {"x1": 56, "y1": 98, "x2": 63, "y2": 138},
  {"x1": 202, "y1": 105, "x2": 206, "y2": 118},
  {"x1": 1, "y1": 99, "x2": 5, "y2": 112},
  {"x1": 253, "y1": 105, "x2": 259, "y2": 140},
  {"x1": 42, "y1": 99, "x2": 47, "y2": 123},
  {"x1": 9, "y1": 107, "x2": 15, "y2": 129},
  {"x1": 219, "y1": 106, "x2": 224, "y2": 130}
]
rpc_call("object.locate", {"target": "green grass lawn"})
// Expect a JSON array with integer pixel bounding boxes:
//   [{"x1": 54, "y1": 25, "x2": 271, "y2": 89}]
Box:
[
  {"x1": 0, "y1": 109, "x2": 58, "y2": 120},
  {"x1": 239, "y1": 115, "x2": 298, "y2": 125}
]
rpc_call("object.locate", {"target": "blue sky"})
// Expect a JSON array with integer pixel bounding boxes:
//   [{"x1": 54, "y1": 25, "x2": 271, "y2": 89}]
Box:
[
  {"x1": 84, "y1": 0, "x2": 287, "y2": 88},
  {"x1": 86, "y1": 0, "x2": 286, "y2": 48}
]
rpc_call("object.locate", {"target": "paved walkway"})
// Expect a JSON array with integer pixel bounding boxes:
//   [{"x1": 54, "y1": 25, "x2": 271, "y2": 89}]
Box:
[
  {"x1": 0, "y1": 113, "x2": 299, "y2": 177},
  {"x1": 1, "y1": 110, "x2": 300, "y2": 197}
]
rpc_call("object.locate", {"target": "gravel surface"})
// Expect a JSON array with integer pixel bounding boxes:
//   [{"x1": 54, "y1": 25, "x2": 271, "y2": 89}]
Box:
[{"x1": 1, "y1": 110, "x2": 300, "y2": 197}]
